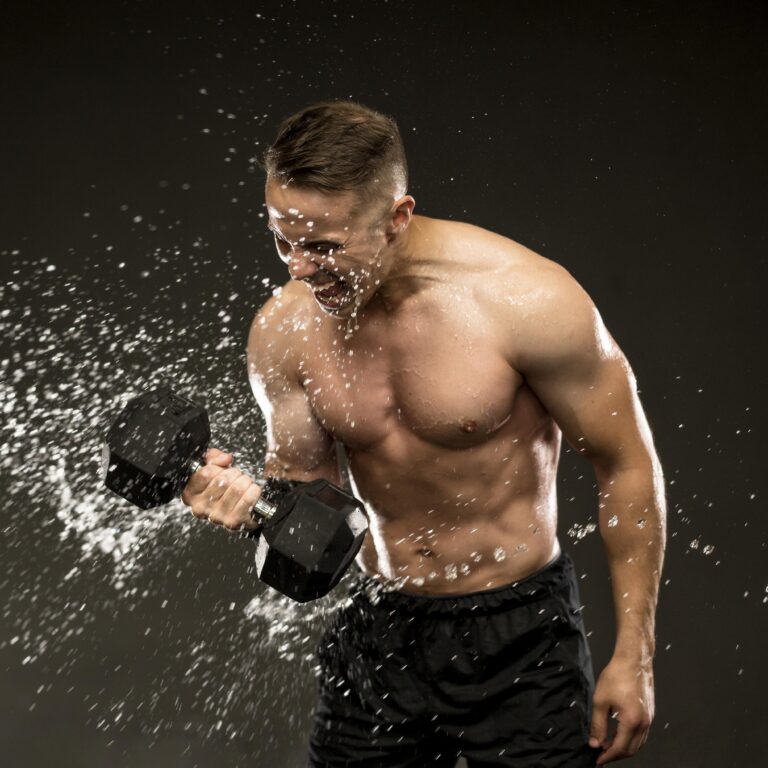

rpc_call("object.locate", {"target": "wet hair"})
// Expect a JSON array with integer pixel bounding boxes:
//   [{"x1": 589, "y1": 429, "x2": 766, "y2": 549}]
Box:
[{"x1": 260, "y1": 100, "x2": 408, "y2": 217}]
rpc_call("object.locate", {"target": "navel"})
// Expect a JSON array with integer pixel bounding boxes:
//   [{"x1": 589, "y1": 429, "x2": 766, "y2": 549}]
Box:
[{"x1": 417, "y1": 547, "x2": 434, "y2": 558}]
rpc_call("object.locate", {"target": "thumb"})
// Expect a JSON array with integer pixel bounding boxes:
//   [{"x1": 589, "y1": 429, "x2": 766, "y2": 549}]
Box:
[
  {"x1": 205, "y1": 447, "x2": 234, "y2": 467},
  {"x1": 589, "y1": 699, "x2": 610, "y2": 748}
]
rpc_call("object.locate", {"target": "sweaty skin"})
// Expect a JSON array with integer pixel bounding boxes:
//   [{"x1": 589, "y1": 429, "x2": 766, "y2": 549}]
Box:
[
  {"x1": 187, "y1": 180, "x2": 665, "y2": 764},
  {"x1": 247, "y1": 210, "x2": 661, "y2": 596}
]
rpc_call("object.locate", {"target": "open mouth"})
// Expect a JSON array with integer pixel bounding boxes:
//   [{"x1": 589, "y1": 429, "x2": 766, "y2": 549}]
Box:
[{"x1": 312, "y1": 279, "x2": 348, "y2": 308}]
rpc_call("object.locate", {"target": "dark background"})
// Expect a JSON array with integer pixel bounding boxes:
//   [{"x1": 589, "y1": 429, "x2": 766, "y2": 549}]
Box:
[{"x1": 1, "y1": 1, "x2": 766, "y2": 766}]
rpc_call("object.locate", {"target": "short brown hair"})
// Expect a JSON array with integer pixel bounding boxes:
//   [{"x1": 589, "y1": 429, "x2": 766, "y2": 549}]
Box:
[{"x1": 261, "y1": 100, "x2": 408, "y2": 215}]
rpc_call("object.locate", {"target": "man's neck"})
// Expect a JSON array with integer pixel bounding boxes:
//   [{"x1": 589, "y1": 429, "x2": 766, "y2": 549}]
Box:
[{"x1": 375, "y1": 215, "x2": 434, "y2": 312}]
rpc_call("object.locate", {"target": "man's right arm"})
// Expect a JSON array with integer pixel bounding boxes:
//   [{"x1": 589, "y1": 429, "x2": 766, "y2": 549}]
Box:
[
  {"x1": 180, "y1": 284, "x2": 340, "y2": 531},
  {"x1": 246, "y1": 286, "x2": 341, "y2": 486}
]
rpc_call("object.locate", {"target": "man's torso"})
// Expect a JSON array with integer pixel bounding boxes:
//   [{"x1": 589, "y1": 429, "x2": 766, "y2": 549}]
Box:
[{"x1": 271, "y1": 215, "x2": 568, "y2": 594}]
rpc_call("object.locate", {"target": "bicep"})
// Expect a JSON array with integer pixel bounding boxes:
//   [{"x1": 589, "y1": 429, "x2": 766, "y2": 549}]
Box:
[
  {"x1": 253, "y1": 379, "x2": 339, "y2": 481},
  {"x1": 517, "y1": 276, "x2": 658, "y2": 476},
  {"x1": 246, "y1": 302, "x2": 340, "y2": 484}
]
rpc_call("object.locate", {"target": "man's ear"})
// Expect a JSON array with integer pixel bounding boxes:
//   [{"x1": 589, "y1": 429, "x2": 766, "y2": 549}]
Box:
[{"x1": 386, "y1": 195, "x2": 415, "y2": 242}]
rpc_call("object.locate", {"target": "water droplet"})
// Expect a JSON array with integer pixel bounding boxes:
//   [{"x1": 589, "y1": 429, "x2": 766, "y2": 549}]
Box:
[{"x1": 567, "y1": 522, "x2": 598, "y2": 540}]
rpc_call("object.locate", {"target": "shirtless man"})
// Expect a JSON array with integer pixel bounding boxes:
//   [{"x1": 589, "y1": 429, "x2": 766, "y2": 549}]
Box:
[{"x1": 181, "y1": 100, "x2": 666, "y2": 767}]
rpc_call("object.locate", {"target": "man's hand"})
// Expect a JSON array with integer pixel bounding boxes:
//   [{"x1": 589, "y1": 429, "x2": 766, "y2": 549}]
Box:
[
  {"x1": 180, "y1": 447, "x2": 263, "y2": 532},
  {"x1": 589, "y1": 657, "x2": 655, "y2": 765}
]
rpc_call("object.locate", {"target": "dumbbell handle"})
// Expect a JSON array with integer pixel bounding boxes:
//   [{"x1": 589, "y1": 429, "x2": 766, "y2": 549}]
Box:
[{"x1": 188, "y1": 459, "x2": 276, "y2": 521}]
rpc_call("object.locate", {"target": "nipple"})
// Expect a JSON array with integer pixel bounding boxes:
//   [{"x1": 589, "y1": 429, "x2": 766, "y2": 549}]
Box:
[{"x1": 460, "y1": 419, "x2": 477, "y2": 433}]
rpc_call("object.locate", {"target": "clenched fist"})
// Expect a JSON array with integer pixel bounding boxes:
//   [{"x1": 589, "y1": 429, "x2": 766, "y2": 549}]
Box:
[{"x1": 180, "y1": 447, "x2": 263, "y2": 532}]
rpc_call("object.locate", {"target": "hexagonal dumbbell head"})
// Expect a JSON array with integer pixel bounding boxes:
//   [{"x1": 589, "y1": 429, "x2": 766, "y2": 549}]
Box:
[
  {"x1": 255, "y1": 479, "x2": 368, "y2": 603},
  {"x1": 102, "y1": 386, "x2": 210, "y2": 509}
]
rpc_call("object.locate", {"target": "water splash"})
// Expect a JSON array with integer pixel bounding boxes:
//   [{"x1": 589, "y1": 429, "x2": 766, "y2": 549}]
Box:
[{"x1": 0, "y1": 253, "x2": 342, "y2": 752}]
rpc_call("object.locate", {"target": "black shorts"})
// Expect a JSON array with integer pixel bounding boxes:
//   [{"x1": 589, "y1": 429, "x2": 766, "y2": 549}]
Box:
[{"x1": 307, "y1": 548, "x2": 602, "y2": 768}]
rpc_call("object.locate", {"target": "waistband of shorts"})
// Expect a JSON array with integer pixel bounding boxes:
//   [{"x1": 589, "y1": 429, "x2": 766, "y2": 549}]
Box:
[{"x1": 348, "y1": 548, "x2": 574, "y2": 616}]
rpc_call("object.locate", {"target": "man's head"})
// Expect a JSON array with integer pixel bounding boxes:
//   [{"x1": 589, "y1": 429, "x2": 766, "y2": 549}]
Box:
[{"x1": 261, "y1": 100, "x2": 415, "y2": 317}]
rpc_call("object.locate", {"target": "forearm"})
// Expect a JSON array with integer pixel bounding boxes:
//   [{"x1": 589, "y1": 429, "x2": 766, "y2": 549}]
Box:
[{"x1": 595, "y1": 459, "x2": 667, "y2": 667}]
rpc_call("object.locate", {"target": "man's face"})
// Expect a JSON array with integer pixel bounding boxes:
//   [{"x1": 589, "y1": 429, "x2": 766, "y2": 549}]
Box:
[{"x1": 264, "y1": 177, "x2": 392, "y2": 317}]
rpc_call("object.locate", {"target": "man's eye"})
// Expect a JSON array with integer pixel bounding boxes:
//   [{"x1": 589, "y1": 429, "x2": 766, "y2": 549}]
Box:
[{"x1": 272, "y1": 234, "x2": 342, "y2": 256}]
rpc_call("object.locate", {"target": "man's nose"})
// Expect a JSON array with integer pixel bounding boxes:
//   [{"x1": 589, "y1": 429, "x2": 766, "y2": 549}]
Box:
[{"x1": 287, "y1": 250, "x2": 320, "y2": 281}]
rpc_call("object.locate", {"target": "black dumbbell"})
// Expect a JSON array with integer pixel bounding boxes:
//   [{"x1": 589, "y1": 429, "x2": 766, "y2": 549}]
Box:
[{"x1": 101, "y1": 386, "x2": 368, "y2": 603}]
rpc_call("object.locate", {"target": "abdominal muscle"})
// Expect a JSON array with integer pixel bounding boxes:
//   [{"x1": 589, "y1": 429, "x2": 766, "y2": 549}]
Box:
[
  {"x1": 356, "y1": 505, "x2": 562, "y2": 595},
  {"x1": 347, "y1": 418, "x2": 564, "y2": 595}
]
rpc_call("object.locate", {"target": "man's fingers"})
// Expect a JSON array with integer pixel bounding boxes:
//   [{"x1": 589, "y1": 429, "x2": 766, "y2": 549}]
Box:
[
  {"x1": 217, "y1": 474, "x2": 256, "y2": 518},
  {"x1": 216, "y1": 481, "x2": 261, "y2": 531},
  {"x1": 589, "y1": 698, "x2": 610, "y2": 750},
  {"x1": 205, "y1": 447, "x2": 234, "y2": 467},
  {"x1": 204, "y1": 467, "x2": 244, "y2": 506},
  {"x1": 181, "y1": 464, "x2": 225, "y2": 503},
  {"x1": 595, "y1": 715, "x2": 639, "y2": 765},
  {"x1": 180, "y1": 460, "x2": 261, "y2": 532},
  {"x1": 228, "y1": 485, "x2": 263, "y2": 532},
  {"x1": 189, "y1": 504, "x2": 209, "y2": 520},
  {"x1": 180, "y1": 450, "x2": 235, "y2": 504},
  {"x1": 209, "y1": 485, "x2": 260, "y2": 532},
  {"x1": 626, "y1": 720, "x2": 651, "y2": 756}
]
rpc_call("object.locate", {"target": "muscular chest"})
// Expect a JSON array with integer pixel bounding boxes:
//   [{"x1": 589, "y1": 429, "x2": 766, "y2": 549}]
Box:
[{"x1": 299, "y1": 299, "x2": 524, "y2": 450}]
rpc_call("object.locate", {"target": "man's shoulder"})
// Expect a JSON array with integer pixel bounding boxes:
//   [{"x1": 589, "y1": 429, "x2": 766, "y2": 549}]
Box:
[
  {"x1": 250, "y1": 279, "x2": 314, "y2": 332},
  {"x1": 428, "y1": 215, "x2": 561, "y2": 276},
  {"x1": 456, "y1": 231, "x2": 602, "y2": 370},
  {"x1": 418, "y1": 215, "x2": 589, "y2": 327},
  {"x1": 433, "y1": 218, "x2": 582, "y2": 308},
  {"x1": 247, "y1": 280, "x2": 314, "y2": 374},
  {"x1": 506, "y1": 262, "x2": 610, "y2": 374}
]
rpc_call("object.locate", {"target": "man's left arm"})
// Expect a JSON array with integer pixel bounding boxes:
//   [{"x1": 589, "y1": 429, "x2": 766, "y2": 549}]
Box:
[{"x1": 512, "y1": 265, "x2": 667, "y2": 765}]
